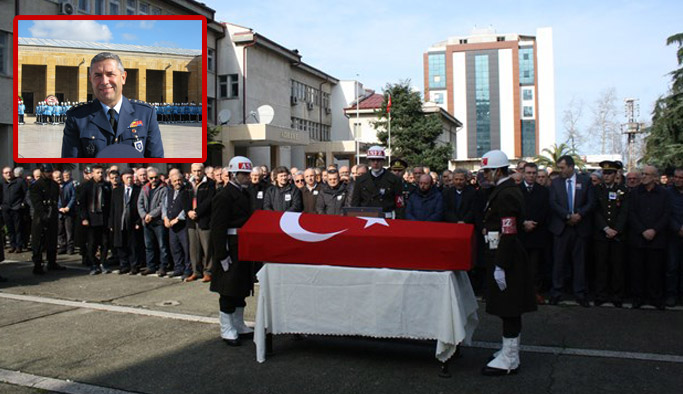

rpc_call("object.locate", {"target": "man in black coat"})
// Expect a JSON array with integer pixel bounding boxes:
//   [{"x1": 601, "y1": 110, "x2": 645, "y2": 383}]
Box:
[
  {"x1": 479, "y1": 150, "x2": 536, "y2": 376},
  {"x1": 186, "y1": 163, "x2": 215, "y2": 282},
  {"x1": 301, "y1": 168, "x2": 322, "y2": 213},
  {"x1": 443, "y1": 168, "x2": 477, "y2": 224},
  {"x1": 263, "y1": 166, "x2": 302, "y2": 212},
  {"x1": 518, "y1": 163, "x2": 550, "y2": 303},
  {"x1": 316, "y1": 169, "x2": 350, "y2": 215},
  {"x1": 2, "y1": 167, "x2": 27, "y2": 253},
  {"x1": 80, "y1": 165, "x2": 112, "y2": 275},
  {"x1": 350, "y1": 146, "x2": 401, "y2": 218},
  {"x1": 30, "y1": 164, "x2": 65, "y2": 274},
  {"x1": 164, "y1": 171, "x2": 192, "y2": 279},
  {"x1": 628, "y1": 165, "x2": 671, "y2": 309},
  {"x1": 248, "y1": 167, "x2": 270, "y2": 211},
  {"x1": 110, "y1": 169, "x2": 141, "y2": 274},
  {"x1": 548, "y1": 155, "x2": 595, "y2": 306},
  {"x1": 210, "y1": 156, "x2": 256, "y2": 347}
]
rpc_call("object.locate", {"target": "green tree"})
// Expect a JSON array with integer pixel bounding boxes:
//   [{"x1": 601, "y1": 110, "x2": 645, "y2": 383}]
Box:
[
  {"x1": 533, "y1": 143, "x2": 584, "y2": 171},
  {"x1": 371, "y1": 80, "x2": 452, "y2": 173},
  {"x1": 642, "y1": 33, "x2": 683, "y2": 168}
]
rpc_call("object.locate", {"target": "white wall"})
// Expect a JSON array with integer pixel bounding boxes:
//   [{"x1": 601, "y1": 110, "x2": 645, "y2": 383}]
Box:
[
  {"x1": 452, "y1": 52, "x2": 468, "y2": 159},
  {"x1": 536, "y1": 27, "x2": 556, "y2": 154},
  {"x1": 498, "y1": 48, "x2": 515, "y2": 159}
]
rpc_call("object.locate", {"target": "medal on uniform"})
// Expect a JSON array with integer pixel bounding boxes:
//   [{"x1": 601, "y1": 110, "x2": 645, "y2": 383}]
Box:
[
  {"x1": 608, "y1": 191, "x2": 617, "y2": 200},
  {"x1": 379, "y1": 188, "x2": 386, "y2": 195},
  {"x1": 129, "y1": 120, "x2": 143, "y2": 128},
  {"x1": 134, "y1": 140, "x2": 144, "y2": 152}
]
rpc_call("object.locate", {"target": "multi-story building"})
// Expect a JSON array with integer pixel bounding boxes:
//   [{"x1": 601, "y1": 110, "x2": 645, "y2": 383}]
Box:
[{"x1": 424, "y1": 27, "x2": 556, "y2": 165}]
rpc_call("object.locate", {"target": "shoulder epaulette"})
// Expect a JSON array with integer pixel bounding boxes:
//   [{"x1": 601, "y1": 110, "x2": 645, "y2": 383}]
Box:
[{"x1": 130, "y1": 99, "x2": 152, "y2": 108}]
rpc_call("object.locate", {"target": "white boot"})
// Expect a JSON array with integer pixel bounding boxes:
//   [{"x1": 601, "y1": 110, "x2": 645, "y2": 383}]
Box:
[
  {"x1": 483, "y1": 336, "x2": 520, "y2": 375},
  {"x1": 232, "y1": 307, "x2": 254, "y2": 335},
  {"x1": 219, "y1": 311, "x2": 239, "y2": 343},
  {"x1": 491, "y1": 334, "x2": 520, "y2": 359}
]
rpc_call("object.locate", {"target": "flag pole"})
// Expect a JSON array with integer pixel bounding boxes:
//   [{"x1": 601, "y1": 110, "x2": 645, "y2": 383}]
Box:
[
  {"x1": 388, "y1": 110, "x2": 392, "y2": 165},
  {"x1": 355, "y1": 77, "x2": 360, "y2": 166}
]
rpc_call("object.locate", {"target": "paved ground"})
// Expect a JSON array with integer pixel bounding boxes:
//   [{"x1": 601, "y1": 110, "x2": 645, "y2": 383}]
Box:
[
  {"x1": 1, "y1": 251, "x2": 682, "y2": 394},
  {"x1": 16, "y1": 116, "x2": 202, "y2": 159}
]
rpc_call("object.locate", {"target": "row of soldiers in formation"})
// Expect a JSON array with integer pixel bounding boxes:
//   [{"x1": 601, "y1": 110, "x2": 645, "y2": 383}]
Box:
[{"x1": 152, "y1": 103, "x2": 202, "y2": 123}]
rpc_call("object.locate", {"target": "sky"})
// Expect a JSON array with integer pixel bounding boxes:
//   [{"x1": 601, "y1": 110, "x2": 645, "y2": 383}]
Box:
[
  {"x1": 209, "y1": 0, "x2": 682, "y2": 153},
  {"x1": 17, "y1": 19, "x2": 202, "y2": 50}
]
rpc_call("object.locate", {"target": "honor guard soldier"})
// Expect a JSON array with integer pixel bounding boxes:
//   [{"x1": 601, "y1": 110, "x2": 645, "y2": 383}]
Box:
[
  {"x1": 61, "y1": 52, "x2": 164, "y2": 158},
  {"x1": 210, "y1": 156, "x2": 256, "y2": 346},
  {"x1": 350, "y1": 146, "x2": 402, "y2": 219},
  {"x1": 44, "y1": 102, "x2": 53, "y2": 125},
  {"x1": 479, "y1": 150, "x2": 536, "y2": 376},
  {"x1": 30, "y1": 164, "x2": 65, "y2": 275},
  {"x1": 593, "y1": 160, "x2": 629, "y2": 307},
  {"x1": 18, "y1": 99, "x2": 25, "y2": 125}
]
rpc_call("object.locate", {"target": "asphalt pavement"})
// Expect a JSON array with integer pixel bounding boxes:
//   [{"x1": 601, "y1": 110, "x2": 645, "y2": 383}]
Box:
[{"x1": 1, "y1": 251, "x2": 682, "y2": 394}]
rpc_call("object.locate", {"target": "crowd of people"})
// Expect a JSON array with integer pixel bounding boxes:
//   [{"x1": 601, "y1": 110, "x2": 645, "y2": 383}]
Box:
[{"x1": 0, "y1": 153, "x2": 681, "y2": 311}]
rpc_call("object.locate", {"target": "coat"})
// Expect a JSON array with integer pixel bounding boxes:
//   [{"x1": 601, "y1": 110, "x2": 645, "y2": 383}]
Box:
[
  {"x1": 442, "y1": 185, "x2": 477, "y2": 224},
  {"x1": 209, "y1": 182, "x2": 254, "y2": 298},
  {"x1": 137, "y1": 182, "x2": 168, "y2": 226},
  {"x1": 628, "y1": 184, "x2": 671, "y2": 249},
  {"x1": 593, "y1": 183, "x2": 629, "y2": 241},
  {"x1": 78, "y1": 180, "x2": 111, "y2": 227},
  {"x1": 187, "y1": 177, "x2": 215, "y2": 230},
  {"x1": 518, "y1": 182, "x2": 550, "y2": 249},
  {"x1": 483, "y1": 178, "x2": 536, "y2": 317},
  {"x1": 109, "y1": 184, "x2": 141, "y2": 248},
  {"x1": 2, "y1": 178, "x2": 27, "y2": 211},
  {"x1": 248, "y1": 180, "x2": 271, "y2": 211},
  {"x1": 350, "y1": 169, "x2": 402, "y2": 213},
  {"x1": 406, "y1": 187, "x2": 443, "y2": 222},
  {"x1": 549, "y1": 173, "x2": 595, "y2": 237},
  {"x1": 301, "y1": 183, "x2": 322, "y2": 213},
  {"x1": 316, "y1": 182, "x2": 350, "y2": 215},
  {"x1": 57, "y1": 180, "x2": 77, "y2": 217},
  {"x1": 263, "y1": 183, "x2": 302, "y2": 212}
]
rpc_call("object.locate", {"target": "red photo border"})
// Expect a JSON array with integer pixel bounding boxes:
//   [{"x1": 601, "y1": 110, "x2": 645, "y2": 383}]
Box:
[{"x1": 13, "y1": 14, "x2": 208, "y2": 164}]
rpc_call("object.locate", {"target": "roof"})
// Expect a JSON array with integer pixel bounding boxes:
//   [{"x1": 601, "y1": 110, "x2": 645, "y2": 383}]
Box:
[
  {"x1": 345, "y1": 93, "x2": 384, "y2": 111},
  {"x1": 18, "y1": 37, "x2": 201, "y2": 57}
]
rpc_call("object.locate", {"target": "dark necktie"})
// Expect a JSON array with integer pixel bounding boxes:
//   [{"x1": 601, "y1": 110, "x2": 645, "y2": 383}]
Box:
[
  {"x1": 125, "y1": 187, "x2": 131, "y2": 205},
  {"x1": 108, "y1": 108, "x2": 117, "y2": 133},
  {"x1": 527, "y1": 186, "x2": 533, "y2": 193}
]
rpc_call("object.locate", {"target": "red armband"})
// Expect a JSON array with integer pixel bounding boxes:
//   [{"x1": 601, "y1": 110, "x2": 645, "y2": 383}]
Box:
[
  {"x1": 395, "y1": 195, "x2": 405, "y2": 208},
  {"x1": 501, "y1": 217, "x2": 517, "y2": 234}
]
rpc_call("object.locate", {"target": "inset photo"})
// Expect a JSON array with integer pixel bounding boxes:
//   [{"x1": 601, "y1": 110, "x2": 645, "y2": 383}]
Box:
[{"x1": 14, "y1": 16, "x2": 206, "y2": 162}]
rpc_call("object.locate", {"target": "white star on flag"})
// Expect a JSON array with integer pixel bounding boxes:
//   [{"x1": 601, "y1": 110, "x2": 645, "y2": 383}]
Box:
[{"x1": 358, "y1": 217, "x2": 390, "y2": 228}]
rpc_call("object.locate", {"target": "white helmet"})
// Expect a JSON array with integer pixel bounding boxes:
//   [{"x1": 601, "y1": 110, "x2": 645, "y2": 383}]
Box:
[
  {"x1": 480, "y1": 150, "x2": 509, "y2": 169},
  {"x1": 366, "y1": 145, "x2": 386, "y2": 160},
  {"x1": 228, "y1": 156, "x2": 253, "y2": 173}
]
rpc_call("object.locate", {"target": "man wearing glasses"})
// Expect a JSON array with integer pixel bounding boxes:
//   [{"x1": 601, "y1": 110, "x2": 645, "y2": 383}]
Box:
[{"x1": 350, "y1": 146, "x2": 402, "y2": 219}]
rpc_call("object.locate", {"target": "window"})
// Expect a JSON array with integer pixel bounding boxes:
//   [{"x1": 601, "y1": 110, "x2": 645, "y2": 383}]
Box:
[
  {"x1": 109, "y1": 0, "x2": 120, "y2": 15},
  {"x1": 219, "y1": 74, "x2": 239, "y2": 99},
  {"x1": 207, "y1": 97, "x2": 214, "y2": 122},
  {"x1": 497, "y1": 36, "x2": 505, "y2": 42},
  {"x1": 126, "y1": 0, "x2": 136, "y2": 14},
  {"x1": 519, "y1": 47, "x2": 534, "y2": 84},
  {"x1": 459, "y1": 39, "x2": 468, "y2": 44},
  {"x1": 94, "y1": 0, "x2": 105, "y2": 14},
  {"x1": 207, "y1": 48, "x2": 214, "y2": 72},
  {"x1": 78, "y1": 0, "x2": 89, "y2": 12},
  {"x1": 434, "y1": 93, "x2": 444, "y2": 104},
  {"x1": 475, "y1": 54, "x2": 491, "y2": 157},
  {"x1": 139, "y1": 2, "x2": 148, "y2": 14},
  {"x1": 523, "y1": 106, "x2": 534, "y2": 117},
  {"x1": 151, "y1": 6, "x2": 161, "y2": 15},
  {"x1": 0, "y1": 31, "x2": 6, "y2": 75},
  {"x1": 521, "y1": 120, "x2": 536, "y2": 157},
  {"x1": 428, "y1": 53, "x2": 446, "y2": 89},
  {"x1": 523, "y1": 89, "x2": 533, "y2": 101}
]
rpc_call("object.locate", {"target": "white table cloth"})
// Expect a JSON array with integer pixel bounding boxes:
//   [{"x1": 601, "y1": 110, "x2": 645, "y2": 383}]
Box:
[{"x1": 254, "y1": 263, "x2": 479, "y2": 363}]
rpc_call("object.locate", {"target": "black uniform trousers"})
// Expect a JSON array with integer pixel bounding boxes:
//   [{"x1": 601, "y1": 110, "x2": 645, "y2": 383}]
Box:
[
  {"x1": 594, "y1": 239, "x2": 625, "y2": 302},
  {"x1": 630, "y1": 247, "x2": 665, "y2": 305},
  {"x1": 525, "y1": 247, "x2": 545, "y2": 291},
  {"x1": 87, "y1": 226, "x2": 109, "y2": 269},
  {"x1": 117, "y1": 228, "x2": 139, "y2": 270},
  {"x1": 32, "y1": 216, "x2": 58, "y2": 265},
  {"x1": 57, "y1": 214, "x2": 75, "y2": 253}
]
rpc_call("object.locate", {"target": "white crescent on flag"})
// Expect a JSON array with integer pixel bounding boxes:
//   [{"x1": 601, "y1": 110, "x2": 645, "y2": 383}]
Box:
[{"x1": 279, "y1": 212, "x2": 347, "y2": 242}]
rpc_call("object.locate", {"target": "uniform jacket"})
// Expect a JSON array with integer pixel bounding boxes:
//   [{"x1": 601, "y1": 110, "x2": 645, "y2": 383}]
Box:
[
  {"x1": 593, "y1": 183, "x2": 629, "y2": 241},
  {"x1": 442, "y1": 185, "x2": 477, "y2": 224},
  {"x1": 30, "y1": 177, "x2": 60, "y2": 223},
  {"x1": 78, "y1": 180, "x2": 111, "y2": 227},
  {"x1": 350, "y1": 169, "x2": 402, "y2": 213},
  {"x1": 187, "y1": 177, "x2": 215, "y2": 230},
  {"x1": 137, "y1": 182, "x2": 168, "y2": 225},
  {"x1": 2, "y1": 178, "x2": 27, "y2": 211},
  {"x1": 61, "y1": 97, "x2": 164, "y2": 158},
  {"x1": 628, "y1": 184, "x2": 671, "y2": 249},
  {"x1": 109, "y1": 184, "x2": 141, "y2": 248},
  {"x1": 518, "y1": 182, "x2": 550, "y2": 248},
  {"x1": 483, "y1": 178, "x2": 536, "y2": 317},
  {"x1": 316, "y1": 182, "x2": 350, "y2": 215},
  {"x1": 406, "y1": 187, "x2": 443, "y2": 222},
  {"x1": 248, "y1": 180, "x2": 271, "y2": 211},
  {"x1": 209, "y1": 182, "x2": 254, "y2": 298},
  {"x1": 57, "y1": 180, "x2": 77, "y2": 216},
  {"x1": 301, "y1": 183, "x2": 322, "y2": 214},
  {"x1": 549, "y1": 172, "x2": 595, "y2": 237},
  {"x1": 263, "y1": 183, "x2": 302, "y2": 212}
]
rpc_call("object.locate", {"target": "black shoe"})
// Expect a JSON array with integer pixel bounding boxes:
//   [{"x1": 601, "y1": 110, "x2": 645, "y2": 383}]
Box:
[
  {"x1": 47, "y1": 263, "x2": 66, "y2": 271},
  {"x1": 613, "y1": 300, "x2": 623, "y2": 308},
  {"x1": 57, "y1": 249, "x2": 67, "y2": 255},
  {"x1": 549, "y1": 296, "x2": 560, "y2": 306},
  {"x1": 156, "y1": 270, "x2": 166, "y2": 277},
  {"x1": 102, "y1": 267, "x2": 112, "y2": 274},
  {"x1": 140, "y1": 268, "x2": 155, "y2": 276},
  {"x1": 0, "y1": 275, "x2": 7, "y2": 282},
  {"x1": 665, "y1": 296, "x2": 676, "y2": 308},
  {"x1": 119, "y1": 268, "x2": 131, "y2": 275},
  {"x1": 130, "y1": 267, "x2": 140, "y2": 275},
  {"x1": 167, "y1": 271, "x2": 183, "y2": 278},
  {"x1": 577, "y1": 298, "x2": 590, "y2": 308},
  {"x1": 68, "y1": 250, "x2": 76, "y2": 255},
  {"x1": 8, "y1": 247, "x2": 15, "y2": 253},
  {"x1": 33, "y1": 265, "x2": 45, "y2": 275},
  {"x1": 222, "y1": 337, "x2": 241, "y2": 347},
  {"x1": 632, "y1": 299, "x2": 642, "y2": 309},
  {"x1": 594, "y1": 299, "x2": 606, "y2": 307},
  {"x1": 481, "y1": 365, "x2": 519, "y2": 376}
]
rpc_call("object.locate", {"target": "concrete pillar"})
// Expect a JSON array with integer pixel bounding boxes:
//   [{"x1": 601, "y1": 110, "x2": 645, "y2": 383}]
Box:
[
  {"x1": 78, "y1": 63, "x2": 88, "y2": 103},
  {"x1": 221, "y1": 126, "x2": 234, "y2": 163},
  {"x1": 137, "y1": 66, "x2": 147, "y2": 102},
  {"x1": 17, "y1": 64, "x2": 22, "y2": 95},
  {"x1": 163, "y1": 68, "x2": 173, "y2": 103},
  {"x1": 46, "y1": 60, "x2": 56, "y2": 96},
  {"x1": 326, "y1": 150, "x2": 334, "y2": 167}
]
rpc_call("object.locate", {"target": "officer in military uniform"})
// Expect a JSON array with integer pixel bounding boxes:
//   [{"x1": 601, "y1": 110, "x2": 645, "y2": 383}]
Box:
[
  {"x1": 389, "y1": 158, "x2": 409, "y2": 219},
  {"x1": 29, "y1": 164, "x2": 65, "y2": 275},
  {"x1": 61, "y1": 52, "x2": 164, "y2": 158},
  {"x1": 480, "y1": 150, "x2": 536, "y2": 376},
  {"x1": 350, "y1": 146, "x2": 402, "y2": 218},
  {"x1": 593, "y1": 160, "x2": 629, "y2": 307},
  {"x1": 18, "y1": 99, "x2": 25, "y2": 125},
  {"x1": 210, "y1": 156, "x2": 256, "y2": 346}
]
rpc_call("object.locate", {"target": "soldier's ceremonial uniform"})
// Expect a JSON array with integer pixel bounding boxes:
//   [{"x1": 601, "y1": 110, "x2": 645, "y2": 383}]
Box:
[{"x1": 29, "y1": 164, "x2": 63, "y2": 274}]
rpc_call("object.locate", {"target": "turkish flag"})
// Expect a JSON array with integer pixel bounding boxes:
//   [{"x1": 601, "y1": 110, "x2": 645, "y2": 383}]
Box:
[
  {"x1": 387, "y1": 94, "x2": 392, "y2": 113},
  {"x1": 239, "y1": 211, "x2": 474, "y2": 271}
]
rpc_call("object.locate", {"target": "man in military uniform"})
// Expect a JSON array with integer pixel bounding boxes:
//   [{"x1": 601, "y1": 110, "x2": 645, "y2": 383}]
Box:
[
  {"x1": 18, "y1": 99, "x2": 25, "y2": 125},
  {"x1": 30, "y1": 164, "x2": 65, "y2": 275},
  {"x1": 593, "y1": 161, "x2": 629, "y2": 307},
  {"x1": 389, "y1": 158, "x2": 409, "y2": 219},
  {"x1": 479, "y1": 150, "x2": 536, "y2": 376},
  {"x1": 350, "y1": 146, "x2": 402, "y2": 218},
  {"x1": 61, "y1": 52, "x2": 164, "y2": 158},
  {"x1": 210, "y1": 156, "x2": 256, "y2": 346}
]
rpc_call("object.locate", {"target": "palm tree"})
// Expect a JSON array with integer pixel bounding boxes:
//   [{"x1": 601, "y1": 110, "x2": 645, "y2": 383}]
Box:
[
  {"x1": 533, "y1": 143, "x2": 585, "y2": 171},
  {"x1": 207, "y1": 125, "x2": 224, "y2": 150}
]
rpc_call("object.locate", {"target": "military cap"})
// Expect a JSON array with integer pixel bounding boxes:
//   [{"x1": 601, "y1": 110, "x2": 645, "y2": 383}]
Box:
[
  {"x1": 390, "y1": 158, "x2": 408, "y2": 171},
  {"x1": 83, "y1": 165, "x2": 92, "y2": 174},
  {"x1": 599, "y1": 160, "x2": 622, "y2": 172},
  {"x1": 40, "y1": 163, "x2": 54, "y2": 173}
]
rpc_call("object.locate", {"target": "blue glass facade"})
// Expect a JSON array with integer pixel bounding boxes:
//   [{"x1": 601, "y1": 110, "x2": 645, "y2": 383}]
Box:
[
  {"x1": 428, "y1": 53, "x2": 446, "y2": 89},
  {"x1": 475, "y1": 55, "x2": 491, "y2": 157},
  {"x1": 519, "y1": 47, "x2": 534, "y2": 85},
  {"x1": 521, "y1": 120, "x2": 536, "y2": 157}
]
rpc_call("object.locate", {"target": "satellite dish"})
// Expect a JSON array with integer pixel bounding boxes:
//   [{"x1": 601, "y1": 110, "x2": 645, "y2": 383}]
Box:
[
  {"x1": 257, "y1": 105, "x2": 275, "y2": 125},
  {"x1": 218, "y1": 109, "x2": 231, "y2": 125}
]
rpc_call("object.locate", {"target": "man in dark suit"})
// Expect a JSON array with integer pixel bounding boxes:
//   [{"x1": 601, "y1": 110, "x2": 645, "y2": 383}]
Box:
[
  {"x1": 548, "y1": 155, "x2": 595, "y2": 306},
  {"x1": 110, "y1": 169, "x2": 141, "y2": 275},
  {"x1": 61, "y1": 52, "x2": 163, "y2": 158},
  {"x1": 79, "y1": 165, "x2": 112, "y2": 275},
  {"x1": 518, "y1": 163, "x2": 550, "y2": 304},
  {"x1": 443, "y1": 168, "x2": 476, "y2": 224},
  {"x1": 164, "y1": 171, "x2": 192, "y2": 279},
  {"x1": 186, "y1": 163, "x2": 215, "y2": 282}
]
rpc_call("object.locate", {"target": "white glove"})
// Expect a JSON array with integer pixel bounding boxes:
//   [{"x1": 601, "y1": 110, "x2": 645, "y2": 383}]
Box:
[
  {"x1": 220, "y1": 240, "x2": 232, "y2": 271},
  {"x1": 494, "y1": 266, "x2": 507, "y2": 291}
]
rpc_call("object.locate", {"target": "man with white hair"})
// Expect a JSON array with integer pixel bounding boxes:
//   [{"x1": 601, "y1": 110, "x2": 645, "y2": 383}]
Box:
[{"x1": 138, "y1": 167, "x2": 170, "y2": 276}]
